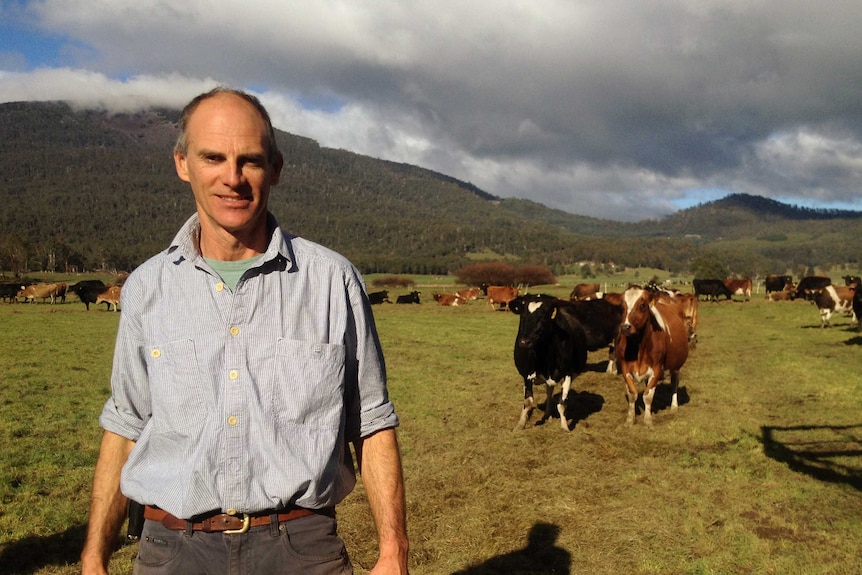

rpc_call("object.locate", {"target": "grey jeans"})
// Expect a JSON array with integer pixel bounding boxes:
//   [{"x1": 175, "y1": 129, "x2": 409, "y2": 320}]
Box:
[{"x1": 133, "y1": 513, "x2": 353, "y2": 575}]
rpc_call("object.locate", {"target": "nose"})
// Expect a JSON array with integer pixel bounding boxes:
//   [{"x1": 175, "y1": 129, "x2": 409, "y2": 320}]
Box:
[
  {"x1": 221, "y1": 160, "x2": 245, "y2": 188},
  {"x1": 620, "y1": 323, "x2": 633, "y2": 336}
]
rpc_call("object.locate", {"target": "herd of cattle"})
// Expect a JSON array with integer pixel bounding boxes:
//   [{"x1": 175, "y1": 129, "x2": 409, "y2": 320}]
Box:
[
  {"x1": 370, "y1": 274, "x2": 859, "y2": 431},
  {"x1": 6, "y1": 272, "x2": 858, "y2": 430},
  {"x1": 0, "y1": 280, "x2": 122, "y2": 311},
  {"x1": 508, "y1": 274, "x2": 860, "y2": 431}
]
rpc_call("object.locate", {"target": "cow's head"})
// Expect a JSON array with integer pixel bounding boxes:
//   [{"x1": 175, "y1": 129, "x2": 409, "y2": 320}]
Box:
[
  {"x1": 510, "y1": 294, "x2": 558, "y2": 349},
  {"x1": 621, "y1": 287, "x2": 668, "y2": 336}
]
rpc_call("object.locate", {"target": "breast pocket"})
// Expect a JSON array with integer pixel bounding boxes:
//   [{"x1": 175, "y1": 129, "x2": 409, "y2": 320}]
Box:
[
  {"x1": 273, "y1": 339, "x2": 346, "y2": 429},
  {"x1": 145, "y1": 339, "x2": 207, "y2": 432}
]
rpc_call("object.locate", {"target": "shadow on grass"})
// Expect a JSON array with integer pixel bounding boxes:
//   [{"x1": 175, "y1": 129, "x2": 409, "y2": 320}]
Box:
[
  {"x1": 451, "y1": 522, "x2": 571, "y2": 575},
  {"x1": 534, "y1": 390, "x2": 604, "y2": 430},
  {"x1": 761, "y1": 424, "x2": 862, "y2": 491},
  {"x1": 0, "y1": 523, "x2": 89, "y2": 574}
]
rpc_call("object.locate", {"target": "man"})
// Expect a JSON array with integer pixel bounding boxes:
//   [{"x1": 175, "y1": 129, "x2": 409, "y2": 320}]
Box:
[{"x1": 81, "y1": 87, "x2": 409, "y2": 574}]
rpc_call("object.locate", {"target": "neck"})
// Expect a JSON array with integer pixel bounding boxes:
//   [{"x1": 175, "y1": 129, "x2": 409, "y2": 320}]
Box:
[{"x1": 198, "y1": 221, "x2": 269, "y2": 261}]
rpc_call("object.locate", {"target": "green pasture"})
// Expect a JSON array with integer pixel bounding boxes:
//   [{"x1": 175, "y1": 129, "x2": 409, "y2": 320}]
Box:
[{"x1": 1, "y1": 278, "x2": 860, "y2": 574}]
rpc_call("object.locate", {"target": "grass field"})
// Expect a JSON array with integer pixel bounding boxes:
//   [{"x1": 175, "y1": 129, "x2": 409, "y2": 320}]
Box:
[{"x1": 1, "y1": 276, "x2": 860, "y2": 574}]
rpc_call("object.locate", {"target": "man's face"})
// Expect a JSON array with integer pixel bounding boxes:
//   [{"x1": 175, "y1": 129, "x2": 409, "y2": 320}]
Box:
[{"x1": 174, "y1": 93, "x2": 283, "y2": 242}]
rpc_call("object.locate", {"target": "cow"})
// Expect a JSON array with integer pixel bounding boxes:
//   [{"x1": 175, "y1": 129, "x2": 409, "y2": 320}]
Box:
[
  {"x1": 768, "y1": 290, "x2": 794, "y2": 302},
  {"x1": 16, "y1": 283, "x2": 61, "y2": 304},
  {"x1": 764, "y1": 274, "x2": 793, "y2": 295},
  {"x1": 367, "y1": 290, "x2": 391, "y2": 304},
  {"x1": 96, "y1": 284, "x2": 122, "y2": 312},
  {"x1": 569, "y1": 283, "x2": 601, "y2": 301},
  {"x1": 795, "y1": 276, "x2": 832, "y2": 301},
  {"x1": 616, "y1": 286, "x2": 690, "y2": 427},
  {"x1": 811, "y1": 285, "x2": 857, "y2": 328},
  {"x1": 509, "y1": 295, "x2": 588, "y2": 431},
  {"x1": 485, "y1": 285, "x2": 519, "y2": 310},
  {"x1": 432, "y1": 293, "x2": 467, "y2": 306},
  {"x1": 671, "y1": 291, "x2": 699, "y2": 349},
  {"x1": 67, "y1": 280, "x2": 107, "y2": 310},
  {"x1": 0, "y1": 283, "x2": 20, "y2": 303},
  {"x1": 395, "y1": 291, "x2": 421, "y2": 304},
  {"x1": 724, "y1": 278, "x2": 752, "y2": 302},
  {"x1": 551, "y1": 296, "x2": 624, "y2": 374},
  {"x1": 456, "y1": 287, "x2": 482, "y2": 301},
  {"x1": 693, "y1": 278, "x2": 732, "y2": 302}
]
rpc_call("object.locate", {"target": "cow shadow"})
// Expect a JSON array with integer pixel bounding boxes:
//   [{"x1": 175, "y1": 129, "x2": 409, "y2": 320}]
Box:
[
  {"x1": 0, "y1": 523, "x2": 91, "y2": 574},
  {"x1": 760, "y1": 424, "x2": 862, "y2": 491},
  {"x1": 843, "y1": 335, "x2": 862, "y2": 346},
  {"x1": 536, "y1": 390, "x2": 604, "y2": 430},
  {"x1": 451, "y1": 522, "x2": 571, "y2": 575}
]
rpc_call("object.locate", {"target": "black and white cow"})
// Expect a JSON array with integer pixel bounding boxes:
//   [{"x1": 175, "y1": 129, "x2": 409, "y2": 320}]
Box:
[{"x1": 509, "y1": 294, "x2": 588, "y2": 431}]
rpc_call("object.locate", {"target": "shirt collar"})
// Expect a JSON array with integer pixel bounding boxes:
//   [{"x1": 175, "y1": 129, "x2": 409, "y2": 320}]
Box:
[{"x1": 168, "y1": 212, "x2": 292, "y2": 267}]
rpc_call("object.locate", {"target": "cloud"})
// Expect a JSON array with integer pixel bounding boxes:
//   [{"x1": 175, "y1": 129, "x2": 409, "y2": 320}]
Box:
[{"x1": 3, "y1": 0, "x2": 862, "y2": 220}]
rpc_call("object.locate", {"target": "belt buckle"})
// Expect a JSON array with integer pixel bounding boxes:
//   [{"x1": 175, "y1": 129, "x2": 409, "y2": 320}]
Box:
[{"x1": 223, "y1": 511, "x2": 251, "y2": 534}]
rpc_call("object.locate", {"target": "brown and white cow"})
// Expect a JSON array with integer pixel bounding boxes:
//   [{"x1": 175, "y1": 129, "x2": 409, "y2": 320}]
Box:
[
  {"x1": 96, "y1": 285, "x2": 122, "y2": 312},
  {"x1": 616, "y1": 286, "x2": 690, "y2": 426},
  {"x1": 485, "y1": 286, "x2": 519, "y2": 310},
  {"x1": 812, "y1": 285, "x2": 856, "y2": 328},
  {"x1": 16, "y1": 283, "x2": 61, "y2": 304},
  {"x1": 724, "y1": 278, "x2": 752, "y2": 302},
  {"x1": 456, "y1": 287, "x2": 482, "y2": 301},
  {"x1": 432, "y1": 293, "x2": 467, "y2": 306}
]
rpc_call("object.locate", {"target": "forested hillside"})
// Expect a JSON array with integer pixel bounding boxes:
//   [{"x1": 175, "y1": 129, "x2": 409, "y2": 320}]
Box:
[{"x1": 1, "y1": 101, "x2": 860, "y2": 278}]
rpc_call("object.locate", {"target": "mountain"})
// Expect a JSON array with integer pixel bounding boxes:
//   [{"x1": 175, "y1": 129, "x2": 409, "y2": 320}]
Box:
[{"x1": 1, "y1": 101, "x2": 860, "y2": 278}]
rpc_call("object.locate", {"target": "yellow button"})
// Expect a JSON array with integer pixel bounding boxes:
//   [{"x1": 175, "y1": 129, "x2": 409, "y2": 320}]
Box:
[
  {"x1": 228, "y1": 416, "x2": 238, "y2": 426},
  {"x1": 229, "y1": 326, "x2": 240, "y2": 336},
  {"x1": 151, "y1": 349, "x2": 161, "y2": 359},
  {"x1": 229, "y1": 370, "x2": 239, "y2": 380},
  {"x1": 215, "y1": 283, "x2": 225, "y2": 292}
]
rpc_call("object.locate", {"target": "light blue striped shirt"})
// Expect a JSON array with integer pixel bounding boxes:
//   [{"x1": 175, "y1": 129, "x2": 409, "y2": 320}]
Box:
[{"x1": 99, "y1": 213, "x2": 398, "y2": 519}]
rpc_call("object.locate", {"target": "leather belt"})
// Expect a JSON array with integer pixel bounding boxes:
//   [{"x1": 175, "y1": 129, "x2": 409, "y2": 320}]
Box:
[{"x1": 143, "y1": 505, "x2": 330, "y2": 534}]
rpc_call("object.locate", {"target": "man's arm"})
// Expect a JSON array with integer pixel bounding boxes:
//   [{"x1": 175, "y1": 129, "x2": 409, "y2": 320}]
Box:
[
  {"x1": 81, "y1": 430, "x2": 135, "y2": 575},
  {"x1": 354, "y1": 427, "x2": 410, "y2": 575}
]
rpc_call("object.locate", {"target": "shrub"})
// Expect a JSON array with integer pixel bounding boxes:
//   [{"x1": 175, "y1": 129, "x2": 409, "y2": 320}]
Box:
[{"x1": 371, "y1": 276, "x2": 415, "y2": 288}]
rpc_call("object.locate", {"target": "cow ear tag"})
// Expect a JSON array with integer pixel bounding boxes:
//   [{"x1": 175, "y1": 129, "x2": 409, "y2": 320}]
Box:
[{"x1": 551, "y1": 307, "x2": 557, "y2": 319}]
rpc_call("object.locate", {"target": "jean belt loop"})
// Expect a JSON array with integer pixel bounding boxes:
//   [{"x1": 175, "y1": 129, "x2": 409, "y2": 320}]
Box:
[
  {"x1": 184, "y1": 521, "x2": 194, "y2": 538},
  {"x1": 269, "y1": 513, "x2": 281, "y2": 537}
]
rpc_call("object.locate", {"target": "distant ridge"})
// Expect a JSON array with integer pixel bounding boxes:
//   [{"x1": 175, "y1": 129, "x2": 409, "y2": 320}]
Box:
[
  {"x1": 1, "y1": 101, "x2": 861, "y2": 276},
  {"x1": 702, "y1": 193, "x2": 862, "y2": 220}
]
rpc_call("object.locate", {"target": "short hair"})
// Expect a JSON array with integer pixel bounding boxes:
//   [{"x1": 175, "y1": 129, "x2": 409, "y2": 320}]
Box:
[{"x1": 174, "y1": 86, "x2": 281, "y2": 165}]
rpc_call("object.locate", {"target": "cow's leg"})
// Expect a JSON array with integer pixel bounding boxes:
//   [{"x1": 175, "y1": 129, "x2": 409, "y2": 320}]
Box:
[
  {"x1": 540, "y1": 379, "x2": 556, "y2": 424},
  {"x1": 556, "y1": 375, "x2": 573, "y2": 431},
  {"x1": 669, "y1": 371, "x2": 680, "y2": 413},
  {"x1": 515, "y1": 375, "x2": 536, "y2": 431},
  {"x1": 605, "y1": 347, "x2": 618, "y2": 374},
  {"x1": 642, "y1": 386, "x2": 656, "y2": 427},
  {"x1": 623, "y1": 374, "x2": 638, "y2": 426}
]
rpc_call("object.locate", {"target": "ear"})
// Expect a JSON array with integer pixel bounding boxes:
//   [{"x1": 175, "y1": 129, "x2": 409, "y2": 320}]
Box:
[
  {"x1": 174, "y1": 149, "x2": 190, "y2": 183},
  {"x1": 269, "y1": 151, "x2": 284, "y2": 186}
]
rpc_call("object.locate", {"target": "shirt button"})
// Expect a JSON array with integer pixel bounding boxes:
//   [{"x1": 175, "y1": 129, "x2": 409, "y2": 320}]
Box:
[
  {"x1": 215, "y1": 282, "x2": 225, "y2": 292},
  {"x1": 151, "y1": 349, "x2": 161, "y2": 359},
  {"x1": 230, "y1": 326, "x2": 240, "y2": 336},
  {"x1": 227, "y1": 416, "x2": 238, "y2": 426},
  {"x1": 228, "y1": 370, "x2": 239, "y2": 380}
]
